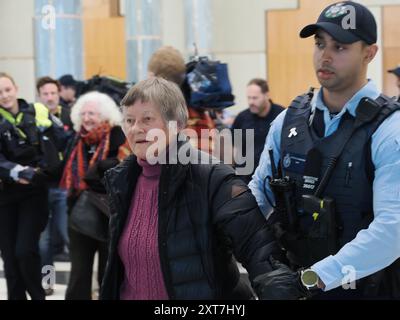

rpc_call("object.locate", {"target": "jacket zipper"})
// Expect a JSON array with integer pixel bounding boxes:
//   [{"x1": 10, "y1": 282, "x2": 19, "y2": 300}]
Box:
[
  {"x1": 157, "y1": 167, "x2": 176, "y2": 299},
  {"x1": 345, "y1": 162, "x2": 353, "y2": 186}
]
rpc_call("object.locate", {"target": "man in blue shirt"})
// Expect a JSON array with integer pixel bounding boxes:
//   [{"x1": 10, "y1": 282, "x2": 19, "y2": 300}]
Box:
[{"x1": 250, "y1": 1, "x2": 400, "y2": 299}]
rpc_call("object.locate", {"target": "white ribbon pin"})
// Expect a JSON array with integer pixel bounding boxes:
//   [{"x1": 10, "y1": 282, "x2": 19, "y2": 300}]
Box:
[{"x1": 288, "y1": 127, "x2": 298, "y2": 138}]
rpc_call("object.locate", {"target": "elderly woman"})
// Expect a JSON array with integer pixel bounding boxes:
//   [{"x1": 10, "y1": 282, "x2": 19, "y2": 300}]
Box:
[
  {"x1": 100, "y1": 78, "x2": 278, "y2": 300},
  {"x1": 60, "y1": 91, "x2": 128, "y2": 300}
]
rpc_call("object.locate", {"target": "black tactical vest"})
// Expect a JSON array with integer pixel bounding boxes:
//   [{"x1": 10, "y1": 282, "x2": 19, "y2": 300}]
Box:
[
  {"x1": 277, "y1": 92, "x2": 400, "y2": 297},
  {"x1": 0, "y1": 103, "x2": 59, "y2": 169},
  {"x1": 0, "y1": 104, "x2": 40, "y2": 166}
]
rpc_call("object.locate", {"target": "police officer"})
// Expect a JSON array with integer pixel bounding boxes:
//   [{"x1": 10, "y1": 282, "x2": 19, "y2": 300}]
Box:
[
  {"x1": 249, "y1": 1, "x2": 400, "y2": 299},
  {"x1": 0, "y1": 72, "x2": 62, "y2": 300}
]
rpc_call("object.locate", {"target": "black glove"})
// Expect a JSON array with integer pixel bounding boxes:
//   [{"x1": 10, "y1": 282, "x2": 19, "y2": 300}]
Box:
[
  {"x1": 31, "y1": 169, "x2": 51, "y2": 186},
  {"x1": 97, "y1": 158, "x2": 119, "y2": 175},
  {"x1": 253, "y1": 257, "x2": 313, "y2": 300},
  {"x1": 18, "y1": 167, "x2": 36, "y2": 181}
]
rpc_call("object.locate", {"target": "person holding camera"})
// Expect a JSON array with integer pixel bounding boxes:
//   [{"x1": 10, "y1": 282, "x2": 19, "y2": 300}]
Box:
[
  {"x1": 0, "y1": 72, "x2": 64, "y2": 300},
  {"x1": 249, "y1": 1, "x2": 400, "y2": 299}
]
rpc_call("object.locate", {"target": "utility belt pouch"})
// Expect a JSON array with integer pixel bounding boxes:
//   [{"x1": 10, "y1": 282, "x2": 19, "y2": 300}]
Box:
[
  {"x1": 300, "y1": 194, "x2": 339, "y2": 264},
  {"x1": 269, "y1": 177, "x2": 298, "y2": 230}
]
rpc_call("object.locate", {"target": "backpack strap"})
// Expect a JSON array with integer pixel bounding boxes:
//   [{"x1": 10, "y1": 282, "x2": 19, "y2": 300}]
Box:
[
  {"x1": 365, "y1": 95, "x2": 400, "y2": 183},
  {"x1": 312, "y1": 96, "x2": 396, "y2": 197},
  {"x1": 287, "y1": 87, "x2": 315, "y2": 111},
  {"x1": 0, "y1": 107, "x2": 28, "y2": 139},
  {"x1": 370, "y1": 94, "x2": 400, "y2": 131}
]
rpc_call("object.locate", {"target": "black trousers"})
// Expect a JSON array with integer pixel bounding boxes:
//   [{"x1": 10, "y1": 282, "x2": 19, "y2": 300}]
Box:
[
  {"x1": 65, "y1": 227, "x2": 108, "y2": 300},
  {"x1": 0, "y1": 188, "x2": 48, "y2": 300}
]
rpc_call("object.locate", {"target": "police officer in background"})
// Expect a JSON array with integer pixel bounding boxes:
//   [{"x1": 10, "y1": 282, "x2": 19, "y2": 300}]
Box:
[
  {"x1": 250, "y1": 1, "x2": 400, "y2": 299},
  {"x1": 0, "y1": 72, "x2": 63, "y2": 300}
]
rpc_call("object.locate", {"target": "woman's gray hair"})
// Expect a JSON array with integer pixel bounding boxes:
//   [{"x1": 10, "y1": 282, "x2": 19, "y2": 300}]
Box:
[
  {"x1": 120, "y1": 77, "x2": 188, "y2": 129},
  {"x1": 70, "y1": 91, "x2": 123, "y2": 132}
]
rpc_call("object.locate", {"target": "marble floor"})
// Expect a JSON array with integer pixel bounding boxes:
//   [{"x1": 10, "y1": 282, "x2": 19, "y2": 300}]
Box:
[{"x1": 0, "y1": 259, "x2": 248, "y2": 300}]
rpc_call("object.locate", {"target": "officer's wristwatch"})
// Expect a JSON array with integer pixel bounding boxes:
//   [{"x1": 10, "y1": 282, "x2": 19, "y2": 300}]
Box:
[{"x1": 300, "y1": 268, "x2": 320, "y2": 290}]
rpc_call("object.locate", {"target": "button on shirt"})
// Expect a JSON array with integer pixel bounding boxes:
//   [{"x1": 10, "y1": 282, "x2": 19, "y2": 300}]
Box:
[{"x1": 249, "y1": 80, "x2": 400, "y2": 291}]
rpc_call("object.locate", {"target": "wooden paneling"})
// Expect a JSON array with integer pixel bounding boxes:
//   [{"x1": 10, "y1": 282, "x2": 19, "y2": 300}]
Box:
[
  {"x1": 383, "y1": 6, "x2": 400, "y2": 97},
  {"x1": 266, "y1": 0, "x2": 333, "y2": 107},
  {"x1": 110, "y1": 0, "x2": 121, "y2": 17},
  {"x1": 82, "y1": 0, "x2": 112, "y2": 18},
  {"x1": 83, "y1": 17, "x2": 126, "y2": 79}
]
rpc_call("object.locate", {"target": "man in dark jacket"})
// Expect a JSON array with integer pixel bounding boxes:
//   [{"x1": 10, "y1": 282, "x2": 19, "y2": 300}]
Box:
[
  {"x1": 232, "y1": 78, "x2": 284, "y2": 183},
  {"x1": 36, "y1": 76, "x2": 74, "y2": 295},
  {"x1": 100, "y1": 77, "x2": 279, "y2": 300}
]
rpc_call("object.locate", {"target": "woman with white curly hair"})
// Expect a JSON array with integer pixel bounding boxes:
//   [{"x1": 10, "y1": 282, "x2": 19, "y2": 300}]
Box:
[{"x1": 60, "y1": 91, "x2": 130, "y2": 300}]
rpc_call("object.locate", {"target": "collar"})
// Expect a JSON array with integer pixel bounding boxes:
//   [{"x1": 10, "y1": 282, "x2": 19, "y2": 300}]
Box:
[
  {"x1": 105, "y1": 140, "x2": 210, "y2": 210},
  {"x1": 18, "y1": 99, "x2": 30, "y2": 111},
  {"x1": 0, "y1": 99, "x2": 30, "y2": 120},
  {"x1": 137, "y1": 158, "x2": 161, "y2": 178},
  {"x1": 311, "y1": 80, "x2": 381, "y2": 118}
]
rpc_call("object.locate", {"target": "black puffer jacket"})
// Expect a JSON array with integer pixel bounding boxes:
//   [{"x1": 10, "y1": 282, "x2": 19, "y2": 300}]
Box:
[{"x1": 100, "y1": 142, "x2": 278, "y2": 300}]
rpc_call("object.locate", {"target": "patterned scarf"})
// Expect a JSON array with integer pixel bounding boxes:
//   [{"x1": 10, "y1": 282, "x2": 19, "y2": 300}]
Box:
[
  {"x1": 60, "y1": 122, "x2": 111, "y2": 194},
  {"x1": 117, "y1": 139, "x2": 132, "y2": 161}
]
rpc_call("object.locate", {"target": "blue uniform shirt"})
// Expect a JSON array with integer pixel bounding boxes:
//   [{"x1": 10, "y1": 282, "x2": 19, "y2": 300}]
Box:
[{"x1": 249, "y1": 80, "x2": 400, "y2": 291}]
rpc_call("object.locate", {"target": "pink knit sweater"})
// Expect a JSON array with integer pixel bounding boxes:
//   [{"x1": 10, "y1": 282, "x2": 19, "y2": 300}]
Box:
[{"x1": 118, "y1": 159, "x2": 168, "y2": 300}]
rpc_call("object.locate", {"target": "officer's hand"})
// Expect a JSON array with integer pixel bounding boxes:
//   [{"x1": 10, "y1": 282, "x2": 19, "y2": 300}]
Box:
[
  {"x1": 253, "y1": 257, "x2": 311, "y2": 300},
  {"x1": 18, "y1": 167, "x2": 36, "y2": 182},
  {"x1": 17, "y1": 178, "x2": 30, "y2": 185},
  {"x1": 31, "y1": 168, "x2": 51, "y2": 187}
]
